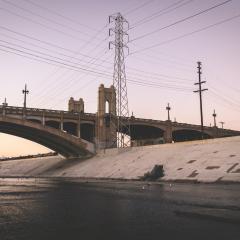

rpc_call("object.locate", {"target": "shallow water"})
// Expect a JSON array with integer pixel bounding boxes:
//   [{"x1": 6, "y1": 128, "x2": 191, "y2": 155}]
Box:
[{"x1": 0, "y1": 178, "x2": 240, "y2": 240}]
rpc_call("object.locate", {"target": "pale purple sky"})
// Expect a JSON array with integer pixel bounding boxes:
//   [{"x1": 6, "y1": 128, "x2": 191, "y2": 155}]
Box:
[{"x1": 1, "y1": 0, "x2": 240, "y2": 156}]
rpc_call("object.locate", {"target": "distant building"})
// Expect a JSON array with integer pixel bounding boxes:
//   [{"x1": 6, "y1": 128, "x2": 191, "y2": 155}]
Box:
[{"x1": 68, "y1": 97, "x2": 84, "y2": 113}]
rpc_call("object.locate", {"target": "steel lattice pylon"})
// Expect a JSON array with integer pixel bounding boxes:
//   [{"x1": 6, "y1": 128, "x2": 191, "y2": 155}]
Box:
[{"x1": 109, "y1": 12, "x2": 131, "y2": 148}]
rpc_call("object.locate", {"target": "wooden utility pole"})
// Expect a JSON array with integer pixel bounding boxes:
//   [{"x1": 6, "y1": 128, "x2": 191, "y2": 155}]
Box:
[{"x1": 194, "y1": 62, "x2": 208, "y2": 139}]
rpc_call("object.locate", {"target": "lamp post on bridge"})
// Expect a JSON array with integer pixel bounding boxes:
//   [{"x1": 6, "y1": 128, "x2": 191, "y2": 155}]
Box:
[
  {"x1": 22, "y1": 84, "x2": 29, "y2": 109},
  {"x1": 166, "y1": 103, "x2": 171, "y2": 121},
  {"x1": 212, "y1": 109, "x2": 217, "y2": 127},
  {"x1": 219, "y1": 121, "x2": 225, "y2": 129},
  {"x1": 22, "y1": 84, "x2": 29, "y2": 118}
]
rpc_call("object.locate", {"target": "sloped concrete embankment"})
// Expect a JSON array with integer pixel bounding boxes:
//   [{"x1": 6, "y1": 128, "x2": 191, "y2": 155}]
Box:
[{"x1": 0, "y1": 136, "x2": 240, "y2": 183}]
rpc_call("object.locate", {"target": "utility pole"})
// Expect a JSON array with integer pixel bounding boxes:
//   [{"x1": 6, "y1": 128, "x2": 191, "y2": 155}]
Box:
[
  {"x1": 109, "y1": 12, "x2": 130, "y2": 148},
  {"x1": 194, "y1": 62, "x2": 208, "y2": 139},
  {"x1": 22, "y1": 84, "x2": 29, "y2": 109},
  {"x1": 212, "y1": 109, "x2": 217, "y2": 127},
  {"x1": 166, "y1": 103, "x2": 171, "y2": 121},
  {"x1": 219, "y1": 121, "x2": 225, "y2": 129}
]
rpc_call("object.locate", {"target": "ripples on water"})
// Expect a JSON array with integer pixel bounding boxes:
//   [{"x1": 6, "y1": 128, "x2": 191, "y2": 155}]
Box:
[{"x1": 0, "y1": 178, "x2": 240, "y2": 240}]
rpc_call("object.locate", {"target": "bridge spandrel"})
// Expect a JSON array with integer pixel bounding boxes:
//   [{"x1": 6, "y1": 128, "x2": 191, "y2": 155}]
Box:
[{"x1": 0, "y1": 115, "x2": 95, "y2": 158}]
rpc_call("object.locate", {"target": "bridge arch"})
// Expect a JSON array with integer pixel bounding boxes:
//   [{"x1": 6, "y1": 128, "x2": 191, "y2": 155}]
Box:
[
  {"x1": 45, "y1": 120, "x2": 60, "y2": 129},
  {"x1": 172, "y1": 129, "x2": 211, "y2": 142},
  {"x1": 28, "y1": 118, "x2": 42, "y2": 124},
  {"x1": 120, "y1": 123, "x2": 165, "y2": 146},
  {"x1": 63, "y1": 122, "x2": 77, "y2": 136},
  {"x1": 80, "y1": 123, "x2": 95, "y2": 143},
  {"x1": 0, "y1": 116, "x2": 94, "y2": 158}
]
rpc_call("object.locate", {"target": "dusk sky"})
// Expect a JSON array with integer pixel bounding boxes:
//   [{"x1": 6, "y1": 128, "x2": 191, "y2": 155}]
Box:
[{"x1": 0, "y1": 0, "x2": 240, "y2": 156}]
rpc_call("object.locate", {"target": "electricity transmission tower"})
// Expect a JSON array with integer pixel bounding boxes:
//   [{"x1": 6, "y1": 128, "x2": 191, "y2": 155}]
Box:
[{"x1": 109, "y1": 12, "x2": 131, "y2": 148}]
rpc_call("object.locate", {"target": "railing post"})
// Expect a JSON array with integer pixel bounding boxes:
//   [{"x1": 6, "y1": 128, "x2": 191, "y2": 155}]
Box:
[
  {"x1": 164, "y1": 120, "x2": 173, "y2": 143},
  {"x1": 22, "y1": 107, "x2": 26, "y2": 119},
  {"x1": 2, "y1": 98, "x2": 8, "y2": 117},
  {"x1": 77, "y1": 113, "x2": 81, "y2": 138},
  {"x1": 60, "y1": 112, "x2": 63, "y2": 131},
  {"x1": 42, "y1": 110, "x2": 45, "y2": 126},
  {"x1": 2, "y1": 105, "x2": 6, "y2": 116}
]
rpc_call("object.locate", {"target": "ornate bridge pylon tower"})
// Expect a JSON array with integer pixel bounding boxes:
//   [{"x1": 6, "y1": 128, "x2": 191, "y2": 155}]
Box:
[{"x1": 96, "y1": 84, "x2": 116, "y2": 149}]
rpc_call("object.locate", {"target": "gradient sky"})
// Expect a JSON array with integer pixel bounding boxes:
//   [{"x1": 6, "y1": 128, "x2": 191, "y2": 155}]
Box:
[{"x1": 0, "y1": 0, "x2": 240, "y2": 157}]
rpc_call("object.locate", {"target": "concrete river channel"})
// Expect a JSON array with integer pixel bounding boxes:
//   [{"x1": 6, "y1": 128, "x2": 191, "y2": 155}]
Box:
[{"x1": 0, "y1": 178, "x2": 239, "y2": 240}]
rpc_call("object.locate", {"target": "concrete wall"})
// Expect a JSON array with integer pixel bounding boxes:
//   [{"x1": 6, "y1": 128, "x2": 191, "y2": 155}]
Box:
[{"x1": 0, "y1": 136, "x2": 240, "y2": 183}]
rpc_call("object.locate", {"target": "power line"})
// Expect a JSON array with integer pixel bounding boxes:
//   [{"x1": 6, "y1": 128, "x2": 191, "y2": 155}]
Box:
[
  {"x1": 0, "y1": 26, "x2": 108, "y2": 59},
  {"x1": 130, "y1": 42, "x2": 195, "y2": 67},
  {"x1": 130, "y1": 13, "x2": 240, "y2": 54},
  {"x1": 0, "y1": 44, "x2": 112, "y2": 77},
  {"x1": 128, "y1": 52, "x2": 194, "y2": 72},
  {"x1": 18, "y1": 34, "x2": 192, "y2": 106},
  {"x1": 123, "y1": 0, "x2": 155, "y2": 16},
  {"x1": 21, "y1": 0, "x2": 101, "y2": 32},
  {"x1": 131, "y1": 0, "x2": 193, "y2": 29},
  {"x1": 207, "y1": 93, "x2": 240, "y2": 113},
  {"x1": 209, "y1": 89, "x2": 240, "y2": 108},
  {"x1": 0, "y1": 26, "x2": 196, "y2": 81},
  {"x1": 0, "y1": 39, "x2": 109, "y2": 71},
  {"x1": 126, "y1": 70, "x2": 193, "y2": 85},
  {"x1": 1, "y1": 32, "x2": 193, "y2": 83},
  {"x1": 0, "y1": 23, "x2": 112, "y2": 100},
  {"x1": 130, "y1": 0, "x2": 233, "y2": 42},
  {"x1": 0, "y1": 7, "x2": 102, "y2": 44},
  {"x1": 208, "y1": 83, "x2": 240, "y2": 106},
  {"x1": 31, "y1": 21, "x2": 111, "y2": 101},
  {"x1": 35, "y1": 49, "x2": 112, "y2": 106},
  {"x1": 1, "y1": 0, "x2": 105, "y2": 41},
  {"x1": 0, "y1": 42, "x2": 193, "y2": 90},
  {"x1": 32, "y1": 22, "x2": 110, "y2": 99},
  {"x1": 0, "y1": 30, "x2": 196, "y2": 101},
  {"x1": 0, "y1": 34, "x2": 193, "y2": 102}
]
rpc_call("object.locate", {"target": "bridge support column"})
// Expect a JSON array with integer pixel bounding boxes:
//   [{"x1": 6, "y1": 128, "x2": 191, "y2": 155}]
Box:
[
  {"x1": 77, "y1": 113, "x2": 81, "y2": 138},
  {"x1": 164, "y1": 120, "x2": 173, "y2": 143},
  {"x1": 22, "y1": 108, "x2": 26, "y2": 119},
  {"x1": 2, "y1": 106, "x2": 6, "y2": 116},
  {"x1": 42, "y1": 111, "x2": 45, "y2": 126},
  {"x1": 212, "y1": 126, "x2": 219, "y2": 138},
  {"x1": 60, "y1": 112, "x2": 63, "y2": 131}
]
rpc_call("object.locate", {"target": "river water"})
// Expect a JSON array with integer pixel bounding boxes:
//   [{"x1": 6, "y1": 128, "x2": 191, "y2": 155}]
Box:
[{"x1": 0, "y1": 178, "x2": 240, "y2": 240}]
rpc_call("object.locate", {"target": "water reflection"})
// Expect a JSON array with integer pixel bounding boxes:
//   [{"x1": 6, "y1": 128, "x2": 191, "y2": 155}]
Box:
[{"x1": 0, "y1": 178, "x2": 240, "y2": 240}]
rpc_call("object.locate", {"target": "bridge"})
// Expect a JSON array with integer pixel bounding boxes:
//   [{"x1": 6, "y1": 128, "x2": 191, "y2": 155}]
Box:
[{"x1": 1, "y1": 84, "x2": 240, "y2": 158}]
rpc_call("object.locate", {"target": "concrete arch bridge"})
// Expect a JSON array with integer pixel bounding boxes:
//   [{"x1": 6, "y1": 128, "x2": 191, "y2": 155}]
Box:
[{"x1": 1, "y1": 104, "x2": 239, "y2": 157}]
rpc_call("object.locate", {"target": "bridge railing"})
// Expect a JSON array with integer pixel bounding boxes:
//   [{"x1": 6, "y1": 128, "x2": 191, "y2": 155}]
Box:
[
  {"x1": 0, "y1": 105, "x2": 96, "y2": 119},
  {"x1": 1, "y1": 105, "x2": 239, "y2": 134}
]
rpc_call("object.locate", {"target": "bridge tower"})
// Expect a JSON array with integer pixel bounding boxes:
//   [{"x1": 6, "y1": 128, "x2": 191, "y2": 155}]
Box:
[{"x1": 96, "y1": 84, "x2": 116, "y2": 149}]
